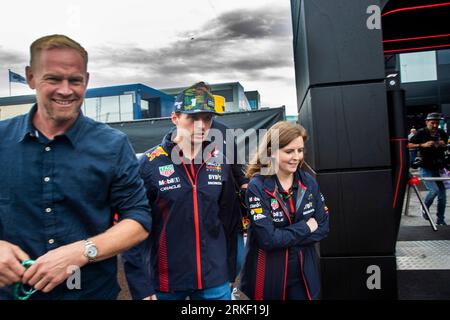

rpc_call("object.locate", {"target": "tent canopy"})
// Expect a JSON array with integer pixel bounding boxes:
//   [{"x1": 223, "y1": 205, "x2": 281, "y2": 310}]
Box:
[{"x1": 109, "y1": 107, "x2": 286, "y2": 153}]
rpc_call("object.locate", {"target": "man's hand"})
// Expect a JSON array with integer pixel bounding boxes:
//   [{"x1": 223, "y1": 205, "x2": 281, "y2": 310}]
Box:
[
  {"x1": 422, "y1": 141, "x2": 435, "y2": 148},
  {"x1": 0, "y1": 241, "x2": 30, "y2": 287},
  {"x1": 143, "y1": 294, "x2": 158, "y2": 300},
  {"x1": 306, "y1": 218, "x2": 318, "y2": 233},
  {"x1": 22, "y1": 241, "x2": 88, "y2": 293}
]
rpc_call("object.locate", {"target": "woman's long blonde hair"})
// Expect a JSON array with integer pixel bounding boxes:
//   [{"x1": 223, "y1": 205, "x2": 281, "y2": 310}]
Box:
[{"x1": 246, "y1": 121, "x2": 308, "y2": 179}]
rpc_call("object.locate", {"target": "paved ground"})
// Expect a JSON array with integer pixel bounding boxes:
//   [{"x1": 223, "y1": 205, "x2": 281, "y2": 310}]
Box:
[
  {"x1": 396, "y1": 173, "x2": 450, "y2": 299},
  {"x1": 117, "y1": 256, "x2": 131, "y2": 300},
  {"x1": 401, "y1": 184, "x2": 450, "y2": 227}
]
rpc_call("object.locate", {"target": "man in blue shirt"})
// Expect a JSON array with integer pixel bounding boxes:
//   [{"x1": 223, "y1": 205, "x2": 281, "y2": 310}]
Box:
[{"x1": 0, "y1": 34, "x2": 151, "y2": 299}]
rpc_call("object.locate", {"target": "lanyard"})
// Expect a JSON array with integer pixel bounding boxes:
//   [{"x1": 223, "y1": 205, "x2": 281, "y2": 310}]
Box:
[{"x1": 13, "y1": 259, "x2": 37, "y2": 300}]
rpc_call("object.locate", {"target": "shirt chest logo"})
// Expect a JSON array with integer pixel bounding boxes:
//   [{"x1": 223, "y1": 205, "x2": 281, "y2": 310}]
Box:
[
  {"x1": 207, "y1": 173, "x2": 222, "y2": 185},
  {"x1": 271, "y1": 198, "x2": 279, "y2": 210},
  {"x1": 159, "y1": 177, "x2": 181, "y2": 186},
  {"x1": 271, "y1": 210, "x2": 285, "y2": 223},
  {"x1": 159, "y1": 164, "x2": 175, "y2": 177},
  {"x1": 303, "y1": 201, "x2": 315, "y2": 215},
  {"x1": 206, "y1": 164, "x2": 222, "y2": 172}
]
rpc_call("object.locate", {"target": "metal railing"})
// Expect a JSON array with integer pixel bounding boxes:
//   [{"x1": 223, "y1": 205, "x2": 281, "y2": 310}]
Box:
[{"x1": 404, "y1": 175, "x2": 450, "y2": 231}]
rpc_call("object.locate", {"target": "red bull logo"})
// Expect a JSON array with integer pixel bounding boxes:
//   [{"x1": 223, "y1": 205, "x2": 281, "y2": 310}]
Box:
[{"x1": 147, "y1": 146, "x2": 168, "y2": 161}]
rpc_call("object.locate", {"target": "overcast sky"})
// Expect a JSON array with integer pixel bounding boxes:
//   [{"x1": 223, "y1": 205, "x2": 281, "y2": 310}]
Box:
[{"x1": 0, "y1": 0, "x2": 298, "y2": 115}]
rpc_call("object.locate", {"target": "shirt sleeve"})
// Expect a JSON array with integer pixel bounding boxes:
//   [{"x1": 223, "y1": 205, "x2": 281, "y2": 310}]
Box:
[
  {"x1": 122, "y1": 152, "x2": 159, "y2": 300},
  {"x1": 298, "y1": 183, "x2": 330, "y2": 246},
  {"x1": 122, "y1": 239, "x2": 155, "y2": 299},
  {"x1": 231, "y1": 132, "x2": 249, "y2": 187},
  {"x1": 110, "y1": 135, "x2": 152, "y2": 232},
  {"x1": 218, "y1": 168, "x2": 242, "y2": 282},
  {"x1": 246, "y1": 181, "x2": 312, "y2": 251},
  {"x1": 409, "y1": 130, "x2": 426, "y2": 144},
  {"x1": 441, "y1": 129, "x2": 448, "y2": 143},
  {"x1": 232, "y1": 163, "x2": 250, "y2": 187}
]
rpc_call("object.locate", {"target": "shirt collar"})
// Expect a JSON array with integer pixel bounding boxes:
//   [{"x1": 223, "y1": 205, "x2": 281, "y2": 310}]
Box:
[
  {"x1": 163, "y1": 128, "x2": 215, "y2": 156},
  {"x1": 63, "y1": 110, "x2": 88, "y2": 146},
  {"x1": 18, "y1": 104, "x2": 38, "y2": 142},
  {"x1": 18, "y1": 104, "x2": 88, "y2": 146},
  {"x1": 274, "y1": 173, "x2": 299, "y2": 194},
  {"x1": 263, "y1": 169, "x2": 305, "y2": 194}
]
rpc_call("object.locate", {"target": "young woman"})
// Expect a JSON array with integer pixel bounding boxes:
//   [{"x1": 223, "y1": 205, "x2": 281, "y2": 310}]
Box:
[{"x1": 240, "y1": 121, "x2": 329, "y2": 300}]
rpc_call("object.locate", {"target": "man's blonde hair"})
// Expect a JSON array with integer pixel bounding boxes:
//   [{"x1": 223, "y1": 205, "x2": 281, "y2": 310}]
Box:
[{"x1": 29, "y1": 34, "x2": 88, "y2": 69}]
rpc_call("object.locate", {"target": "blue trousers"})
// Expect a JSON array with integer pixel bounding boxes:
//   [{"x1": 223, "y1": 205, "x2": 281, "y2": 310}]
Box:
[
  {"x1": 236, "y1": 232, "x2": 245, "y2": 274},
  {"x1": 156, "y1": 282, "x2": 231, "y2": 300},
  {"x1": 420, "y1": 168, "x2": 446, "y2": 222},
  {"x1": 286, "y1": 281, "x2": 308, "y2": 300}
]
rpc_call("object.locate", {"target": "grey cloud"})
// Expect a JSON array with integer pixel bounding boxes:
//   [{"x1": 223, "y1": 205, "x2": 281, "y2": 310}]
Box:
[
  {"x1": 93, "y1": 41, "x2": 292, "y2": 80},
  {"x1": 0, "y1": 46, "x2": 28, "y2": 69},
  {"x1": 90, "y1": 4, "x2": 294, "y2": 85},
  {"x1": 186, "y1": 6, "x2": 291, "y2": 42}
]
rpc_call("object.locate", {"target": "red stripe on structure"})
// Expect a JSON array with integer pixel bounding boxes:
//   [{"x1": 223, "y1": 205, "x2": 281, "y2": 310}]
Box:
[
  {"x1": 384, "y1": 43, "x2": 450, "y2": 54},
  {"x1": 157, "y1": 199, "x2": 170, "y2": 292},
  {"x1": 382, "y1": 2, "x2": 450, "y2": 17},
  {"x1": 383, "y1": 33, "x2": 450, "y2": 43},
  {"x1": 255, "y1": 249, "x2": 266, "y2": 300},
  {"x1": 393, "y1": 140, "x2": 404, "y2": 209}
]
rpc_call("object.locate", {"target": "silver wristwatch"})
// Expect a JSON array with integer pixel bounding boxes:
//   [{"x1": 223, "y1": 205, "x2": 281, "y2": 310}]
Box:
[{"x1": 83, "y1": 239, "x2": 98, "y2": 263}]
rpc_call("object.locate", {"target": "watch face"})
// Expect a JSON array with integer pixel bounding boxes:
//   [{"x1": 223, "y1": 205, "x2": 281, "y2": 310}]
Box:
[{"x1": 87, "y1": 246, "x2": 97, "y2": 258}]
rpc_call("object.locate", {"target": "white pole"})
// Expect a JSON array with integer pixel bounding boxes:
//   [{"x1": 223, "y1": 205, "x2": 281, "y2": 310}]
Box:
[{"x1": 8, "y1": 69, "x2": 11, "y2": 96}]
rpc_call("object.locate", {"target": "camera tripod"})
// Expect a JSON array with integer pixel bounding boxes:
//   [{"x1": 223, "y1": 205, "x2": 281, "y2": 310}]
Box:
[{"x1": 404, "y1": 174, "x2": 439, "y2": 231}]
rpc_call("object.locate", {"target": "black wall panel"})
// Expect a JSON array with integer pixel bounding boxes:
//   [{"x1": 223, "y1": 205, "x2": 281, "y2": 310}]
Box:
[
  {"x1": 299, "y1": 83, "x2": 391, "y2": 171},
  {"x1": 320, "y1": 256, "x2": 398, "y2": 300},
  {"x1": 316, "y1": 170, "x2": 397, "y2": 257},
  {"x1": 291, "y1": 0, "x2": 402, "y2": 299},
  {"x1": 292, "y1": 0, "x2": 385, "y2": 105}
]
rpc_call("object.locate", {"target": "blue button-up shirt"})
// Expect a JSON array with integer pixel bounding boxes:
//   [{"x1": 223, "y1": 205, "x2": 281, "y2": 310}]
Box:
[{"x1": 0, "y1": 105, "x2": 151, "y2": 299}]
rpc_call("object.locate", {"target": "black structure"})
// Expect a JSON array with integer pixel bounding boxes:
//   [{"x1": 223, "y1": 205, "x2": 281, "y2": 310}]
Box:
[
  {"x1": 382, "y1": 0, "x2": 450, "y2": 55},
  {"x1": 385, "y1": 50, "x2": 450, "y2": 130},
  {"x1": 382, "y1": 0, "x2": 450, "y2": 130},
  {"x1": 291, "y1": 0, "x2": 408, "y2": 299}
]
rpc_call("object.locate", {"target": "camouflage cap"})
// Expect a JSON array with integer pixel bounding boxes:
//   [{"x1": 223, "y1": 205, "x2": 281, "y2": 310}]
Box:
[{"x1": 174, "y1": 82, "x2": 218, "y2": 114}]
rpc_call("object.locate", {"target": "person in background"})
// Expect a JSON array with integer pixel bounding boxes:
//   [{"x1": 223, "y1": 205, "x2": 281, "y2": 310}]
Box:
[
  {"x1": 409, "y1": 113, "x2": 448, "y2": 225},
  {"x1": 408, "y1": 127, "x2": 418, "y2": 167},
  {"x1": 206, "y1": 119, "x2": 248, "y2": 286},
  {"x1": 240, "y1": 121, "x2": 329, "y2": 300}
]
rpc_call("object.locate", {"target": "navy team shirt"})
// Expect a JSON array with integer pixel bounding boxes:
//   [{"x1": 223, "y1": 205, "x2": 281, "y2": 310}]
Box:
[{"x1": 0, "y1": 105, "x2": 151, "y2": 299}]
